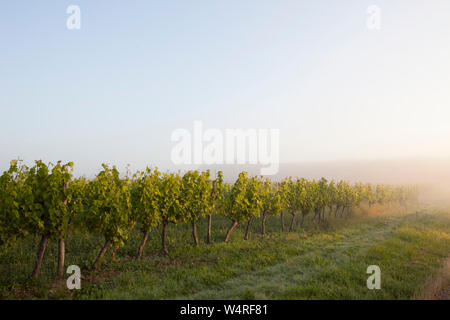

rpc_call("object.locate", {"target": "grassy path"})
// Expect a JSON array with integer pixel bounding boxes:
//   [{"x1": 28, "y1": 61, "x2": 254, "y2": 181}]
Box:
[
  {"x1": 79, "y1": 212, "x2": 450, "y2": 300},
  {"x1": 1, "y1": 209, "x2": 449, "y2": 299},
  {"x1": 183, "y1": 213, "x2": 450, "y2": 299},
  {"x1": 184, "y1": 215, "x2": 405, "y2": 299}
]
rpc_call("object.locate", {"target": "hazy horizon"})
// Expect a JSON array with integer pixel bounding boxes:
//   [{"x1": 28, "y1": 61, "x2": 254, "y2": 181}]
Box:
[{"x1": 7, "y1": 156, "x2": 449, "y2": 185}]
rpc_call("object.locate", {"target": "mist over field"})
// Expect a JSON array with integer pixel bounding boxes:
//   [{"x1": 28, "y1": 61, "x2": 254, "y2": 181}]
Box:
[
  {"x1": 201, "y1": 158, "x2": 450, "y2": 184},
  {"x1": 197, "y1": 157, "x2": 450, "y2": 205}
]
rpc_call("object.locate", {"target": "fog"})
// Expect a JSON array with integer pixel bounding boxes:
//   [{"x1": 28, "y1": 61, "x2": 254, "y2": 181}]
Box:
[
  {"x1": 199, "y1": 157, "x2": 449, "y2": 182},
  {"x1": 197, "y1": 157, "x2": 450, "y2": 205}
]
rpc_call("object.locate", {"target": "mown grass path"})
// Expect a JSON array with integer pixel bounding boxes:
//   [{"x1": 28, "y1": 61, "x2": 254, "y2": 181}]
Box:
[
  {"x1": 183, "y1": 213, "x2": 450, "y2": 299},
  {"x1": 79, "y1": 212, "x2": 450, "y2": 300},
  {"x1": 184, "y1": 215, "x2": 405, "y2": 299}
]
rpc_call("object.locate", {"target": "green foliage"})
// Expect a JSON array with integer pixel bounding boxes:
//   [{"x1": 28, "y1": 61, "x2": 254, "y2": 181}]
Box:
[
  {"x1": 180, "y1": 170, "x2": 213, "y2": 223},
  {"x1": 260, "y1": 178, "x2": 282, "y2": 217},
  {"x1": 219, "y1": 172, "x2": 262, "y2": 223},
  {"x1": 244, "y1": 176, "x2": 263, "y2": 221},
  {"x1": 211, "y1": 171, "x2": 224, "y2": 212},
  {"x1": 21, "y1": 160, "x2": 74, "y2": 238},
  {"x1": 131, "y1": 168, "x2": 161, "y2": 232},
  {"x1": 83, "y1": 164, "x2": 134, "y2": 247},
  {"x1": 0, "y1": 158, "x2": 420, "y2": 277},
  {"x1": 67, "y1": 177, "x2": 89, "y2": 230},
  {"x1": 281, "y1": 177, "x2": 314, "y2": 216},
  {"x1": 158, "y1": 172, "x2": 183, "y2": 225},
  {"x1": 0, "y1": 160, "x2": 29, "y2": 246}
]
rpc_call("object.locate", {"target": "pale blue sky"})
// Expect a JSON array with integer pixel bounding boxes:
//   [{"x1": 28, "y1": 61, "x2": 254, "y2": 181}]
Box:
[{"x1": 1, "y1": 1, "x2": 450, "y2": 176}]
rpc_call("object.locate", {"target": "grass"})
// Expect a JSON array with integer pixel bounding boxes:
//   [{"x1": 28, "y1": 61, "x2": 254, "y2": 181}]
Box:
[{"x1": 0, "y1": 204, "x2": 449, "y2": 300}]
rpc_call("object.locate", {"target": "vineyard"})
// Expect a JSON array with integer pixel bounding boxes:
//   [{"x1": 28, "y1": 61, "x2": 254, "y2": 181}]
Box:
[{"x1": 0, "y1": 159, "x2": 420, "y2": 286}]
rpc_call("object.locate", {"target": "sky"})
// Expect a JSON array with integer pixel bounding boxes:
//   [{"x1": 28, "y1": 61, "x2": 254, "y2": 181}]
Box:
[{"x1": 1, "y1": 1, "x2": 450, "y2": 177}]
